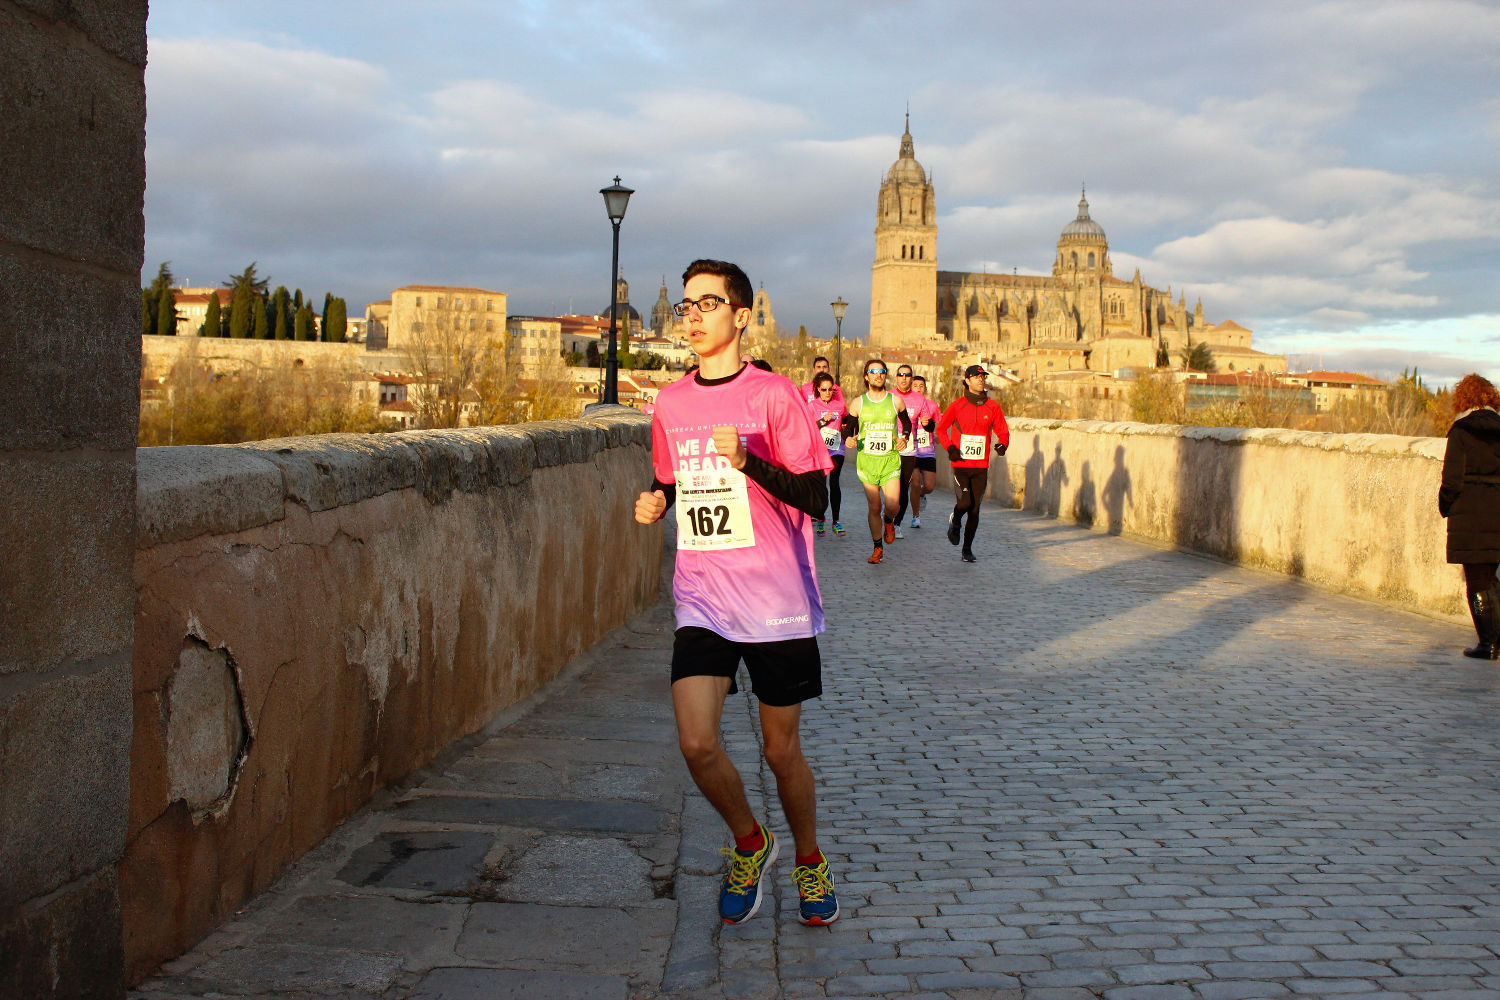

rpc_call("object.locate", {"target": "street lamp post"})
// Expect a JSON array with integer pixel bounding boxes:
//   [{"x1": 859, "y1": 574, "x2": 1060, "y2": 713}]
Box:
[
  {"x1": 830, "y1": 297, "x2": 848, "y2": 387},
  {"x1": 599, "y1": 176, "x2": 634, "y2": 405}
]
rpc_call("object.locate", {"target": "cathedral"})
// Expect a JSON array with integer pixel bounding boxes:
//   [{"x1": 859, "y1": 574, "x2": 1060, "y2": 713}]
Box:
[{"x1": 868, "y1": 118, "x2": 1282, "y2": 376}]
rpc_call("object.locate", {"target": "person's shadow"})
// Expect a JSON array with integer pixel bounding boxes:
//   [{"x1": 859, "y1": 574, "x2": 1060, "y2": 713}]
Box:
[
  {"x1": 1073, "y1": 460, "x2": 1097, "y2": 526},
  {"x1": 1024, "y1": 434, "x2": 1044, "y2": 510},
  {"x1": 1100, "y1": 445, "x2": 1132, "y2": 535},
  {"x1": 1041, "y1": 443, "x2": 1068, "y2": 518}
]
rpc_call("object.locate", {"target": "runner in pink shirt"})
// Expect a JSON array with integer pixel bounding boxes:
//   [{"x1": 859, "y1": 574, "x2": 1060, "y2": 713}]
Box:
[
  {"x1": 903, "y1": 374, "x2": 942, "y2": 529},
  {"x1": 806, "y1": 372, "x2": 847, "y2": 537},
  {"x1": 635, "y1": 258, "x2": 839, "y2": 928},
  {"x1": 799, "y1": 355, "x2": 845, "y2": 408},
  {"x1": 888, "y1": 363, "x2": 917, "y2": 537}
]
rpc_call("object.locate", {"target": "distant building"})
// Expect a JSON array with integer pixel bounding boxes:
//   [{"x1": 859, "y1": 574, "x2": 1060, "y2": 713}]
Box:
[
  {"x1": 370, "y1": 285, "x2": 507, "y2": 353},
  {"x1": 867, "y1": 115, "x2": 1285, "y2": 380},
  {"x1": 171, "y1": 287, "x2": 230, "y2": 336},
  {"x1": 650, "y1": 279, "x2": 674, "y2": 337},
  {"x1": 506, "y1": 316, "x2": 563, "y2": 372},
  {"x1": 1284, "y1": 371, "x2": 1391, "y2": 412}
]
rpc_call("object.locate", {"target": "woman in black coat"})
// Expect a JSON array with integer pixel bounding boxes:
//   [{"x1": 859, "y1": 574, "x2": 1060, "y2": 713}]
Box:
[{"x1": 1439, "y1": 373, "x2": 1500, "y2": 658}]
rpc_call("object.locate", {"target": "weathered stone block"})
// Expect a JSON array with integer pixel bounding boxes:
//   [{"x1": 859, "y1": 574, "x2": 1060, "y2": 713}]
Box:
[
  {"x1": 10, "y1": 0, "x2": 148, "y2": 65},
  {"x1": 0, "y1": 660, "x2": 131, "y2": 912},
  {"x1": 0, "y1": 253, "x2": 140, "y2": 451},
  {"x1": 0, "y1": 4, "x2": 146, "y2": 271},
  {"x1": 136, "y1": 445, "x2": 285, "y2": 545},
  {"x1": 0, "y1": 867, "x2": 122, "y2": 1000},
  {"x1": 0, "y1": 453, "x2": 134, "y2": 673}
]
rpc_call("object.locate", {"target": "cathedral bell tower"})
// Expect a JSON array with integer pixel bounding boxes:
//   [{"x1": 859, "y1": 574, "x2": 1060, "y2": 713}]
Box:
[{"x1": 869, "y1": 114, "x2": 938, "y2": 349}]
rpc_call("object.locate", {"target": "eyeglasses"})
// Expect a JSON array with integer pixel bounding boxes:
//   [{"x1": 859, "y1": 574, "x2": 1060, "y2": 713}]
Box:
[
  {"x1": 672, "y1": 295, "x2": 745, "y2": 317},
  {"x1": 866, "y1": 367, "x2": 887, "y2": 375}
]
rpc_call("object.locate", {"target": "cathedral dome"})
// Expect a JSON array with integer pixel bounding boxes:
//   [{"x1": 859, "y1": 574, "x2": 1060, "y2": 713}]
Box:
[
  {"x1": 1059, "y1": 189, "x2": 1106, "y2": 241},
  {"x1": 884, "y1": 115, "x2": 928, "y2": 186}
]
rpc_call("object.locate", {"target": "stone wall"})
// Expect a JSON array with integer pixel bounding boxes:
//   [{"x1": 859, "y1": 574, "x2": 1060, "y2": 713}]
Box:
[
  {"x1": 123, "y1": 410, "x2": 661, "y2": 981},
  {"x1": 985, "y1": 417, "x2": 1461, "y2": 621},
  {"x1": 0, "y1": 2, "x2": 147, "y2": 997},
  {"x1": 140, "y1": 333, "x2": 370, "y2": 379}
]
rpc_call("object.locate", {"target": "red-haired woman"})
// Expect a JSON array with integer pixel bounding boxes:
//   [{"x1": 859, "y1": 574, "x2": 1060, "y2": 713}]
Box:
[{"x1": 1440, "y1": 373, "x2": 1500, "y2": 658}]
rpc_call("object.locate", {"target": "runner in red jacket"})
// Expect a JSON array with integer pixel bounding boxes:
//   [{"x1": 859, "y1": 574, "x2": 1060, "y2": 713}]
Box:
[{"x1": 934, "y1": 365, "x2": 1010, "y2": 563}]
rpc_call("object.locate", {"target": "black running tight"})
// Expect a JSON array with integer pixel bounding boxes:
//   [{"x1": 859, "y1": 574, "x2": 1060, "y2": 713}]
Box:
[
  {"x1": 826, "y1": 454, "x2": 844, "y2": 522},
  {"x1": 952, "y1": 467, "x2": 989, "y2": 548}
]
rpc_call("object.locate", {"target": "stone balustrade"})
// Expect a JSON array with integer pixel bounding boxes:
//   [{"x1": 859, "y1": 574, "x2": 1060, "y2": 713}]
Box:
[
  {"x1": 122, "y1": 408, "x2": 661, "y2": 981},
  {"x1": 975, "y1": 417, "x2": 1461, "y2": 622}
]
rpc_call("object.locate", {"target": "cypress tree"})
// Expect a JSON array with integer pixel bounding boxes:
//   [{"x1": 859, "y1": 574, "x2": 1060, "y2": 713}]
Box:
[
  {"x1": 155, "y1": 285, "x2": 177, "y2": 336},
  {"x1": 203, "y1": 293, "x2": 222, "y2": 337},
  {"x1": 252, "y1": 294, "x2": 271, "y2": 339},
  {"x1": 272, "y1": 287, "x2": 290, "y2": 340},
  {"x1": 324, "y1": 298, "x2": 347, "y2": 343},
  {"x1": 144, "y1": 261, "x2": 174, "y2": 336},
  {"x1": 322, "y1": 292, "x2": 332, "y2": 321},
  {"x1": 294, "y1": 305, "x2": 313, "y2": 342},
  {"x1": 229, "y1": 284, "x2": 253, "y2": 338},
  {"x1": 294, "y1": 289, "x2": 303, "y2": 311}
]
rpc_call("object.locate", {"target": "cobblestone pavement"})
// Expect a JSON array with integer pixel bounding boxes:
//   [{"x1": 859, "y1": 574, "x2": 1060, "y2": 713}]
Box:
[{"x1": 132, "y1": 508, "x2": 1500, "y2": 999}]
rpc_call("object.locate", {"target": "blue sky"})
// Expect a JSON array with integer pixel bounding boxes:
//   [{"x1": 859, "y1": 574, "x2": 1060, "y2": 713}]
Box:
[{"x1": 144, "y1": 0, "x2": 1500, "y2": 383}]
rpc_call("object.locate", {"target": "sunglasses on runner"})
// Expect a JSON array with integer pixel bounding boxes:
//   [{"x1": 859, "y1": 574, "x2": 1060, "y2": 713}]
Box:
[{"x1": 866, "y1": 367, "x2": 887, "y2": 375}]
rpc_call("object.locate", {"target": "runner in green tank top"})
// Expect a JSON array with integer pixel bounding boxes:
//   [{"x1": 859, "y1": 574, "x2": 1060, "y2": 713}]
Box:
[{"x1": 842, "y1": 358, "x2": 910, "y2": 564}]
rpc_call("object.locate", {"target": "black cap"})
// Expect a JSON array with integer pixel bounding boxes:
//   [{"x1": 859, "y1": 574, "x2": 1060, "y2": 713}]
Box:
[{"x1": 964, "y1": 364, "x2": 988, "y2": 378}]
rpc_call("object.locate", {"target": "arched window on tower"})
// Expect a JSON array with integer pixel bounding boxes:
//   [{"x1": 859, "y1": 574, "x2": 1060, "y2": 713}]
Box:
[
  {"x1": 1071, "y1": 252, "x2": 1078, "y2": 267},
  {"x1": 901, "y1": 246, "x2": 907, "y2": 259},
  {"x1": 1088, "y1": 252, "x2": 1095, "y2": 267},
  {"x1": 919, "y1": 246, "x2": 924, "y2": 260}
]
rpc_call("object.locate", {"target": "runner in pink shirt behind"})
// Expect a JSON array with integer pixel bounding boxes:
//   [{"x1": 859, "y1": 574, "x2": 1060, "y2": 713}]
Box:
[
  {"x1": 903, "y1": 374, "x2": 943, "y2": 529},
  {"x1": 799, "y1": 355, "x2": 845, "y2": 408},
  {"x1": 806, "y1": 371, "x2": 847, "y2": 537},
  {"x1": 889, "y1": 363, "x2": 918, "y2": 537},
  {"x1": 635, "y1": 258, "x2": 840, "y2": 928}
]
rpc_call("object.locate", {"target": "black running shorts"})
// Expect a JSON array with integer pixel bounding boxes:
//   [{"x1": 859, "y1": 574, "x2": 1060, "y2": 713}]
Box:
[
  {"x1": 671, "y1": 626, "x2": 822, "y2": 707},
  {"x1": 915, "y1": 456, "x2": 937, "y2": 473}
]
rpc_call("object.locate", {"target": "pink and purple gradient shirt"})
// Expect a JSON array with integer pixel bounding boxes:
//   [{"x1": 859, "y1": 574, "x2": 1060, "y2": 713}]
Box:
[
  {"x1": 652, "y1": 365, "x2": 833, "y2": 642},
  {"x1": 807, "y1": 395, "x2": 848, "y2": 457},
  {"x1": 906, "y1": 393, "x2": 942, "y2": 457}
]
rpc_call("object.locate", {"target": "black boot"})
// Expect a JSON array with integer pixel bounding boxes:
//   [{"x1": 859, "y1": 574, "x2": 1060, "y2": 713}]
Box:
[{"x1": 1464, "y1": 587, "x2": 1500, "y2": 659}]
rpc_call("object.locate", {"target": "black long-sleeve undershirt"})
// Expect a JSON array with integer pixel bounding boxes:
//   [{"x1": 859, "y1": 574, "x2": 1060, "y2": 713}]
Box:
[{"x1": 649, "y1": 455, "x2": 828, "y2": 520}]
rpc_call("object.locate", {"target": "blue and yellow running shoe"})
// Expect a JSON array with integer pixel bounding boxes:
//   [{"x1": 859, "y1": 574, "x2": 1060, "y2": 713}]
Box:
[
  {"x1": 814, "y1": 519, "x2": 826, "y2": 536},
  {"x1": 719, "y1": 825, "x2": 778, "y2": 924},
  {"x1": 832, "y1": 521, "x2": 845, "y2": 536},
  {"x1": 794, "y1": 852, "x2": 840, "y2": 926}
]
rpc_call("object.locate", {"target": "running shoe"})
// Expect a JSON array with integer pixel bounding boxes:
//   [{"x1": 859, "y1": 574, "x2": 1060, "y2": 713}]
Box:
[
  {"x1": 911, "y1": 516, "x2": 921, "y2": 529},
  {"x1": 719, "y1": 825, "x2": 778, "y2": 925},
  {"x1": 961, "y1": 549, "x2": 977, "y2": 563},
  {"x1": 832, "y1": 521, "x2": 845, "y2": 535},
  {"x1": 893, "y1": 523, "x2": 904, "y2": 539},
  {"x1": 794, "y1": 853, "x2": 840, "y2": 926},
  {"x1": 868, "y1": 547, "x2": 883, "y2": 564},
  {"x1": 947, "y1": 513, "x2": 960, "y2": 546},
  {"x1": 883, "y1": 521, "x2": 895, "y2": 544},
  {"x1": 814, "y1": 520, "x2": 825, "y2": 536}
]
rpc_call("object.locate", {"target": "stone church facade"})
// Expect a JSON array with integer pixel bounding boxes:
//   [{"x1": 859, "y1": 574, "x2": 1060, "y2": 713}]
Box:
[{"x1": 869, "y1": 120, "x2": 1282, "y2": 376}]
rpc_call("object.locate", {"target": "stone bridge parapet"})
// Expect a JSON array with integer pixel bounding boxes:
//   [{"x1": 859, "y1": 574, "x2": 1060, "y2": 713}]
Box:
[
  {"x1": 986, "y1": 416, "x2": 1459, "y2": 621},
  {"x1": 123, "y1": 408, "x2": 660, "y2": 981}
]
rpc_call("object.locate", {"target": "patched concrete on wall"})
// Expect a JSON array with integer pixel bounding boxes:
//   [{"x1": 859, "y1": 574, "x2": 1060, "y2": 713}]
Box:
[
  {"x1": 164, "y1": 638, "x2": 249, "y2": 817},
  {"x1": 122, "y1": 409, "x2": 661, "y2": 983},
  {"x1": 993, "y1": 417, "x2": 1462, "y2": 621}
]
